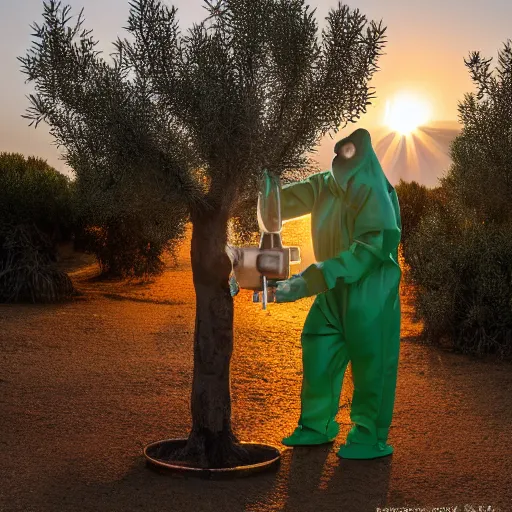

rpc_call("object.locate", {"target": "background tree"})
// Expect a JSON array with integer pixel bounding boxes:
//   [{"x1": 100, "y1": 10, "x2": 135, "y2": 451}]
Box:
[
  {"x1": 404, "y1": 41, "x2": 512, "y2": 359},
  {"x1": 395, "y1": 180, "x2": 448, "y2": 264},
  {"x1": 444, "y1": 41, "x2": 512, "y2": 224},
  {"x1": 394, "y1": 179, "x2": 430, "y2": 260},
  {"x1": 20, "y1": 0, "x2": 386, "y2": 467},
  {"x1": 0, "y1": 152, "x2": 75, "y2": 302}
]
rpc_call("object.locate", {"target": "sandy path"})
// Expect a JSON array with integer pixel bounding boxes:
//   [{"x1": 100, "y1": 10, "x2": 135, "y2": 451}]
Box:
[{"x1": 0, "y1": 224, "x2": 511, "y2": 512}]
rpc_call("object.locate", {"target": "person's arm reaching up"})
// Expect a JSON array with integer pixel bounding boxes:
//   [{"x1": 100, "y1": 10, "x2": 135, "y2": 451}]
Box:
[{"x1": 262, "y1": 169, "x2": 317, "y2": 221}]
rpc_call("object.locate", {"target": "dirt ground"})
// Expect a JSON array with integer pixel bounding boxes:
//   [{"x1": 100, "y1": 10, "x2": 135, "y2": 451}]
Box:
[{"x1": 1, "y1": 222, "x2": 511, "y2": 512}]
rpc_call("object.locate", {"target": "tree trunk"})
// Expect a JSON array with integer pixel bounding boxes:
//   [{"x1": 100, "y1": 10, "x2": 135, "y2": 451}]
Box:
[{"x1": 177, "y1": 209, "x2": 249, "y2": 468}]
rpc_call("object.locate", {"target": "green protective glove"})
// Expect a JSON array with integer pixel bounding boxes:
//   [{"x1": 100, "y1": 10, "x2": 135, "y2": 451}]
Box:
[
  {"x1": 275, "y1": 275, "x2": 310, "y2": 303},
  {"x1": 228, "y1": 273, "x2": 239, "y2": 297}
]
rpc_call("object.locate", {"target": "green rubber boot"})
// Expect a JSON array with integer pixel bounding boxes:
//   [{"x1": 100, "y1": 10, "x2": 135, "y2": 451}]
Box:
[
  {"x1": 337, "y1": 426, "x2": 393, "y2": 459},
  {"x1": 282, "y1": 422, "x2": 339, "y2": 447},
  {"x1": 337, "y1": 441, "x2": 393, "y2": 459}
]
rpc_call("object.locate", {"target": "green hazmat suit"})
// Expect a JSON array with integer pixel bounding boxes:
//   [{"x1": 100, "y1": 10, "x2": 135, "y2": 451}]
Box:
[{"x1": 275, "y1": 128, "x2": 402, "y2": 459}]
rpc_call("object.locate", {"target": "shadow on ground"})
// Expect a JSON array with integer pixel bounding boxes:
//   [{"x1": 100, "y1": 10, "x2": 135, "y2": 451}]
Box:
[{"x1": 28, "y1": 445, "x2": 392, "y2": 512}]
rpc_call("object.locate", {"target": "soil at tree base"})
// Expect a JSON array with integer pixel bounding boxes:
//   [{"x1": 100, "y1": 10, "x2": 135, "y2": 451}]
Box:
[{"x1": 0, "y1": 218, "x2": 511, "y2": 511}]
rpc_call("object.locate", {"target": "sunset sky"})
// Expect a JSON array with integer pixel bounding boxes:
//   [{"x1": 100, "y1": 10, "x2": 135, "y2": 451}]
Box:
[{"x1": 1, "y1": 0, "x2": 511, "y2": 186}]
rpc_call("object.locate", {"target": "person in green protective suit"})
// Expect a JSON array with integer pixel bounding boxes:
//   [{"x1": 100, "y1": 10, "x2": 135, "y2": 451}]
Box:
[{"x1": 274, "y1": 128, "x2": 402, "y2": 460}]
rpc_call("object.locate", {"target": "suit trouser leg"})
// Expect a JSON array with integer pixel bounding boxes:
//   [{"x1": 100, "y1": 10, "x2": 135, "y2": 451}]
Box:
[
  {"x1": 344, "y1": 264, "x2": 401, "y2": 447},
  {"x1": 376, "y1": 283, "x2": 401, "y2": 443},
  {"x1": 298, "y1": 292, "x2": 350, "y2": 436}
]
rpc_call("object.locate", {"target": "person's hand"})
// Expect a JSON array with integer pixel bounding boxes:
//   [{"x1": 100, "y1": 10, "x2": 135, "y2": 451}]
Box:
[
  {"x1": 275, "y1": 275, "x2": 309, "y2": 303},
  {"x1": 229, "y1": 274, "x2": 239, "y2": 297}
]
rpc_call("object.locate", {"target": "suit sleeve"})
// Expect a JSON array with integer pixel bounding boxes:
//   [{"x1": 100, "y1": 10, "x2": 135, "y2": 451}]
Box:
[
  {"x1": 300, "y1": 184, "x2": 401, "y2": 295},
  {"x1": 280, "y1": 177, "x2": 317, "y2": 221}
]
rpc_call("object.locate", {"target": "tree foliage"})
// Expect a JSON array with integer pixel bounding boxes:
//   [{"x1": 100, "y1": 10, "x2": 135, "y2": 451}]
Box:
[
  {"x1": 19, "y1": 0, "x2": 386, "y2": 225},
  {"x1": 0, "y1": 153, "x2": 75, "y2": 303},
  {"x1": 443, "y1": 41, "x2": 512, "y2": 224},
  {"x1": 0, "y1": 152, "x2": 74, "y2": 238},
  {"x1": 404, "y1": 41, "x2": 512, "y2": 359}
]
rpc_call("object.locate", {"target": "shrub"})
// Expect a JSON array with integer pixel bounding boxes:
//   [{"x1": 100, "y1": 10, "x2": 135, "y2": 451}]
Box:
[
  {"x1": 407, "y1": 202, "x2": 512, "y2": 358},
  {"x1": 80, "y1": 216, "x2": 185, "y2": 279},
  {"x1": 71, "y1": 166, "x2": 188, "y2": 279},
  {"x1": 395, "y1": 180, "x2": 430, "y2": 257},
  {"x1": 0, "y1": 223, "x2": 74, "y2": 303},
  {"x1": 0, "y1": 152, "x2": 74, "y2": 241},
  {"x1": 0, "y1": 153, "x2": 75, "y2": 303},
  {"x1": 404, "y1": 42, "x2": 512, "y2": 359}
]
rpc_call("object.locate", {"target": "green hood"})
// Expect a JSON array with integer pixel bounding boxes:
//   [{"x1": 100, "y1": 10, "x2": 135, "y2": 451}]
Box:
[{"x1": 331, "y1": 128, "x2": 376, "y2": 192}]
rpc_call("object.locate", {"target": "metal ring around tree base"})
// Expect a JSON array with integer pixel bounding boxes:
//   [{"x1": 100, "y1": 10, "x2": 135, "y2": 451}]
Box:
[{"x1": 144, "y1": 438, "x2": 282, "y2": 479}]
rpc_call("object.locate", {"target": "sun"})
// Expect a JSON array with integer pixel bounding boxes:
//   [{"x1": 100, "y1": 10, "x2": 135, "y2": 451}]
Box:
[{"x1": 384, "y1": 93, "x2": 432, "y2": 136}]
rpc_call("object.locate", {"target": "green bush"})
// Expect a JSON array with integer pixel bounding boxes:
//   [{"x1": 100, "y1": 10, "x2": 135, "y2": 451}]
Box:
[
  {"x1": 407, "y1": 202, "x2": 512, "y2": 358},
  {"x1": 0, "y1": 153, "x2": 75, "y2": 303},
  {"x1": 395, "y1": 179, "x2": 447, "y2": 263},
  {"x1": 395, "y1": 180, "x2": 430, "y2": 256},
  {"x1": 403, "y1": 42, "x2": 512, "y2": 359},
  {"x1": 80, "y1": 217, "x2": 184, "y2": 279},
  {"x1": 0, "y1": 152, "x2": 74, "y2": 240},
  {"x1": 0, "y1": 224, "x2": 74, "y2": 303},
  {"x1": 68, "y1": 149, "x2": 188, "y2": 279},
  {"x1": 0, "y1": 154, "x2": 186, "y2": 283}
]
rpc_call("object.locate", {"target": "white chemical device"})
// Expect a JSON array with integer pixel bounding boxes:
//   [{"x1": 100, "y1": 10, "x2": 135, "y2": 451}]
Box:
[{"x1": 228, "y1": 172, "x2": 301, "y2": 309}]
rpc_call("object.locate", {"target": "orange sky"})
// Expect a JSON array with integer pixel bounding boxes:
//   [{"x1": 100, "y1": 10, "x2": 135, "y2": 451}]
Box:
[{"x1": 1, "y1": 0, "x2": 511, "y2": 185}]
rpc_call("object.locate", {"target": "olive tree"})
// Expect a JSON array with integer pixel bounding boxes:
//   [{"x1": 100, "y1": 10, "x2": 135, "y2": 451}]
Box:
[
  {"x1": 20, "y1": 0, "x2": 386, "y2": 468},
  {"x1": 443, "y1": 41, "x2": 512, "y2": 224},
  {"x1": 0, "y1": 153, "x2": 75, "y2": 303},
  {"x1": 405, "y1": 41, "x2": 512, "y2": 359}
]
